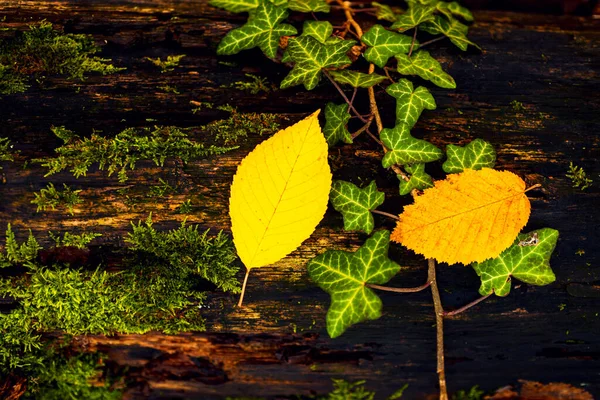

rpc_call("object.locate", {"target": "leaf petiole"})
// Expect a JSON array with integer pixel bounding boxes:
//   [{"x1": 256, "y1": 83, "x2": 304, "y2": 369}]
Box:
[
  {"x1": 238, "y1": 269, "x2": 250, "y2": 307},
  {"x1": 367, "y1": 280, "x2": 431, "y2": 293},
  {"x1": 371, "y1": 209, "x2": 399, "y2": 220},
  {"x1": 443, "y1": 293, "x2": 492, "y2": 317}
]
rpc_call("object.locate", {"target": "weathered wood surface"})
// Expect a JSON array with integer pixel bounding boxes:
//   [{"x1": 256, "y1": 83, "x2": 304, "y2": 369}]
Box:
[{"x1": 0, "y1": 1, "x2": 599, "y2": 398}]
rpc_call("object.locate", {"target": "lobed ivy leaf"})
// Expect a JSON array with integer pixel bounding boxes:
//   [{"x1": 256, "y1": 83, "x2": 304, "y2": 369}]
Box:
[
  {"x1": 307, "y1": 230, "x2": 401, "y2": 338},
  {"x1": 288, "y1": 0, "x2": 330, "y2": 13},
  {"x1": 380, "y1": 123, "x2": 442, "y2": 168},
  {"x1": 436, "y1": 1, "x2": 474, "y2": 22},
  {"x1": 302, "y1": 20, "x2": 333, "y2": 43},
  {"x1": 372, "y1": 2, "x2": 397, "y2": 22},
  {"x1": 420, "y1": 15, "x2": 479, "y2": 51},
  {"x1": 217, "y1": 2, "x2": 297, "y2": 58},
  {"x1": 281, "y1": 35, "x2": 355, "y2": 90},
  {"x1": 391, "y1": 3, "x2": 436, "y2": 32},
  {"x1": 329, "y1": 70, "x2": 387, "y2": 88},
  {"x1": 323, "y1": 103, "x2": 352, "y2": 146},
  {"x1": 386, "y1": 79, "x2": 436, "y2": 128},
  {"x1": 442, "y1": 138, "x2": 496, "y2": 173},
  {"x1": 396, "y1": 50, "x2": 456, "y2": 89},
  {"x1": 210, "y1": 0, "x2": 260, "y2": 13},
  {"x1": 472, "y1": 229, "x2": 559, "y2": 297},
  {"x1": 398, "y1": 163, "x2": 433, "y2": 195},
  {"x1": 362, "y1": 24, "x2": 415, "y2": 68},
  {"x1": 330, "y1": 180, "x2": 385, "y2": 234}
]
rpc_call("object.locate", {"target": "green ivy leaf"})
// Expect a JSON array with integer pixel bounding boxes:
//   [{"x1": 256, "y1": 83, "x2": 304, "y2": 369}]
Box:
[
  {"x1": 210, "y1": 0, "x2": 260, "y2": 13},
  {"x1": 372, "y1": 2, "x2": 397, "y2": 22},
  {"x1": 323, "y1": 103, "x2": 353, "y2": 146},
  {"x1": 307, "y1": 230, "x2": 401, "y2": 338},
  {"x1": 473, "y1": 229, "x2": 559, "y2": 297},
  {"x1": 328, "y1": 70, "x2": 387, "y2": 88},
  {"x1": 420, "y1": 15, "x2": 479, "y2": 51},
  {"x1": 281, "y1": 36, "x2": 355, "y2": 90},
  {"x1": 362, "y1": 24, "x2": 415, "y2": 68},
  {"x1": 391, "y1": 3, "x2": 436, "y2": 32},
  {"x1": 386, "y1": 79, "x2": 436, "y2": 128},
  {"x1": 398, "y1": 163, "x2": 433, "y2": 195},
  {"x1": 436, "y1": 1, "x2": 474, "y2": 22},
  {"x1": 330, "y1": 180, "x2": 385, "y2": 233},
  {"x1": 380, "y1": 123, "x2": 442, "y2": 168},
  {"x1": 288, "y1": 0, "x2": 330, "y2": 12},
  {"x1": 217, "y1": 3, "x2": 297, "y2": 58},
  {"x1": 442, "y1": 139, "x2": 496, "y2": 173},
  {"x1": 396, "y1": 50, "x2": 456, "y2": 89},
  {"x1": 302, "y1": 20, "x2": 333, "y2": 43}
]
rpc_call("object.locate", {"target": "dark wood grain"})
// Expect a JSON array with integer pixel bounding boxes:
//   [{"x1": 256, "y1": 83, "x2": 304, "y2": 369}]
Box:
[{"x1": 0, "y1": 1, "x2": 599, "y2": 398}]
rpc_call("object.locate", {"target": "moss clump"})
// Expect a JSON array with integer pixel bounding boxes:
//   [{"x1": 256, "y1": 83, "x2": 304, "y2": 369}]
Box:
[
  {"x1": 566, "y1": 162, "x2": 593, "y2": 191},
  {"x1": 0, "y1": 137, "x2": 15, "y2": 171},
  {"x1": 48, "y1": 231, "x2": 102, "y2": 249},
  {"x1": 0, "y1": 21, "x2": 124, "y2": 95},
  {"x1": 31, "y1": 183, "x2": 82, "y2": 215},
  {"x1": 224, "y1": 73, "x2": 273, "y2": 94},
  {"x1": 204, "y1": 105, "x2": 280, "y2": 145},
  {"x1": 34, "y1": 125, "x2": 235, "y2": 182},
  {"x1": 145, "y1": 54, "x2": 185, "y2": 72}
]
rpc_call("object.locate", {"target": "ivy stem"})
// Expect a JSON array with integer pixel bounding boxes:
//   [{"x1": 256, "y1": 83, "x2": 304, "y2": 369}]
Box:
[
  {"x1": 337, "y1": 0, "x2": 363, "y2": 37},
  {"x1": 367, "y1": 279, "x2": 431, "y2": 293},
  {"x1": 525, "y1": 183, "x2": 542, "y2": 192},
  {"x1": 419, "y1": 36, "x2": 446, "y2": 48},
  {"x1": 351, "y1": 116, "x2": 374, "y2": 139},
  {"x1": 408, "y1": 27, "x2": 418, "y2": 57},
  {"x1": 428, "y1": 258, "x2": 448, "y2": 400},
  {"x1": 443, "y1": 293, "x2": 492, "y2": 317},
  {"x1": 371, "y1": 209, "x2": 399, "y2": 220},
  {"x1": 323, "y1": 70, "x2": 367, "y2": 123},
  {"x1": 238, "y1": 269, "x2": 250, "y2": 307}
]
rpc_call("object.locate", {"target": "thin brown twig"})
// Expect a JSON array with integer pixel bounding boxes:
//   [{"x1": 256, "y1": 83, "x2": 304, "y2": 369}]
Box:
[
  {"x1": 368, "y1": 279, "x2": 431, "y2": 293},
  {"x1": 428, "y1": 258, "x2": 448, "y2": 400},
  {"x1": 371, "y1": 209, "x2": 399, "y2": 220},
  {"x1": 349, "y1": 87, "x2": 358, "y2": 106},
  {"x1": 323, "y1": 70, "x2": 367, "y2": 123},
  {"x1": 351, "y1": 116, "x2": 374, "y2": 139},
  {"x1": 408, "y1": 27, "x2": 418, "y2": 57},
  {"x1": 444, "y1": 293, "x2": 492, "y2": 317},
  {"x1": 419, "y1": 36, "x2": 446, "y2": 48},
  {"x1": 337, "y1": 0, "x2": 363, "y2": 37}
]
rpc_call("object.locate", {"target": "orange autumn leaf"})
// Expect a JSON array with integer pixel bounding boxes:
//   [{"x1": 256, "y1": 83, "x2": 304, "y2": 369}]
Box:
[{"x1": 391, "y1": 168, "x2": 531, "y2": 265}]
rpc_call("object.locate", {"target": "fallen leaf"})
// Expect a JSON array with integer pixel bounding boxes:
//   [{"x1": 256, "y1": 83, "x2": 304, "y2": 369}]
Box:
[
  {"x1": 229, "y1": 111, "x2": 331, "y2": 303},
  {"x1": 391, "y1": 168, "x2": 531, "y2": 265}
]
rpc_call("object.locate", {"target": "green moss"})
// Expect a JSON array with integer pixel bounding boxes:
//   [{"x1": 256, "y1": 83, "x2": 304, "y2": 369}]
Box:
[
  {"x1": 452, "y1": 385, "x2": 484, "y2": 400},
  {"x1": 224, "y1": 73, "x2": 273, "y2": 94},
  {"x1": 158, "y1": 85, "x2": 180, "y2": 94},
  {"x1": 0, "y1": 21, "x2": 124, "y2": 95},
  {"x1": 178, "y1": 199, "x2": 193, "y2": 214},
  {"x1": 509, "y1": 100, "x2": 525, "y2": 112},
  {"x1": 0, "y1": 137, "x2": 15, "y2": 171},
  {"x1": 48, "y1": 231, "x2": 102, "y2": 249},
  {"x1": 566, "y1": 162, "x2": 593, "y2": 190},
  {"x1": 203, "y1": 105, "x2": 280, "y2": 144},
  {"x1": 33, "y1": 125, "x2": 235, "y2": 183},
  {"x1": 31, "y1": 183, "x2": 82, "y2": 215},
  {"x1": 145, "y1": 54, "x2": 185, "y2": 72}
]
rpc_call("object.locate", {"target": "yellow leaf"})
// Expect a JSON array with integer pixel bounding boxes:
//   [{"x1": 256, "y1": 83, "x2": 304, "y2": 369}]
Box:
[
  {"x1": 391, "y1": 168, "x2": 531, "y2": 265},
  {"x1": 229, "y1": 110, "x2": 331, "y2": 271}
]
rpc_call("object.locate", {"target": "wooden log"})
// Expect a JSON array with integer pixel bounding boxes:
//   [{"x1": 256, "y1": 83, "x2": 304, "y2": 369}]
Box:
[{"x1": 0, "y1": 1, "x2": 599, "y2": 398}]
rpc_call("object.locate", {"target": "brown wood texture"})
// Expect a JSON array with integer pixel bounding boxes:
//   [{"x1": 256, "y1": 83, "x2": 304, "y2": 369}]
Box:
[{"x1": 0, "y1": 1, "x2": 599, "y2": 399}]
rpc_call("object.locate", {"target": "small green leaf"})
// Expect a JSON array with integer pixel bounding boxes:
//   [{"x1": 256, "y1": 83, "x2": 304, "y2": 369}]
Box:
[
  {"x1": 281, "y1": 36, "x2": 355, "y2": 90},
  {"x1": 386, "y1": 79, "x2": 436, "y2": 128},
  {"x1": 372, "y1": 2, "x2": 397, "y2": 22},
  {"x1": 380, "y1": 123, "x2": 442, "y2": 168},
  {"x1": 288, "y1": 0, "x2": 330, "y2": 12},
  {"x1": 362, "y1": 24, "x2": 415, "y2": 68},
  {"x1": 323, "y1": 103, "x2": 353, "y2": 146},
  {"x1": 436, "y1": 1, "x2": 474, "y2": 22},
  {"x1": 391, "y1": 3, "x2": 436, "y2": 32},
  {"x1": 473, "y1": 229, "x2": 559, "y2": 297},
  {"x1": 330, "y1": 180, "x2": 385, "y2": 233},
  {"x1": 307, "y1": 230, "x2": 401, "y2": 338},
  {"x1": 398, "y1": 163, "x2": 433, "y2": 195},
  {"x1": 442, "y1": 139, "x2": 496, "y2": 173},
  {"x1": 217, "y1": 3, "x2": 297, "y2": 58},
  {"x1": 420, "y1": 15, "x2": 479, "y2": 51},
  {"x1": 396, "y1": 50, "x2": 456, "y2": 89},
  {"x1": 210, "y1": 0, "x2": 260, "y2": 13},
  {"x1": 302, "y1": 20, "x2": 333, "y2": 43},
  {"x1": 329, "y1": 70, "x2": 387, "y2": 88}
]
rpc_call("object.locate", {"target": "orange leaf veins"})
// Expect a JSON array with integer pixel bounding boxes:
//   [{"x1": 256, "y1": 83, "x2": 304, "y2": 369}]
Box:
[{"x1": 390, "y1": 168, "x2": 531, "y2": 265}]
